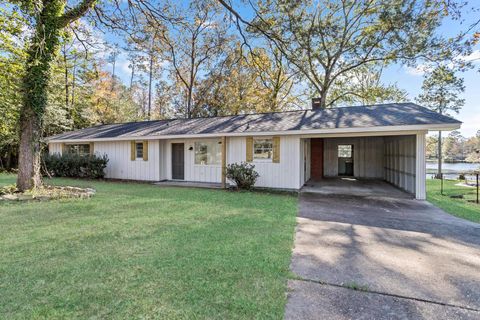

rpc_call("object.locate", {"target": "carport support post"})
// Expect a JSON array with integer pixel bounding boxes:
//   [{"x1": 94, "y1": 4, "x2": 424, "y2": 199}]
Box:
[{"x1": 415, "y1": 132, "x2": 427, "y2": 200}]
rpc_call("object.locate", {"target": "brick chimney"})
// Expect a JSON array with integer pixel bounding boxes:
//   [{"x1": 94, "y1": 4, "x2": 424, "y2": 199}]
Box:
[{"x1": 311, "y1": 98, "x2": 322, "y2": 110}]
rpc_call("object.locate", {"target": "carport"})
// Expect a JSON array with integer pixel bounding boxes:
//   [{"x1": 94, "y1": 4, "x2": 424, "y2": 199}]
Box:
[{"x1": 300, "y1": 133, "x2": 426, "y2": 199}]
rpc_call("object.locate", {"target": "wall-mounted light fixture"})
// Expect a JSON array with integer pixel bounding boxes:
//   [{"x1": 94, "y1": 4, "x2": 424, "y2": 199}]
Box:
[{"x1": 188, "y1": 146, "x2": 193, "y2": 151}]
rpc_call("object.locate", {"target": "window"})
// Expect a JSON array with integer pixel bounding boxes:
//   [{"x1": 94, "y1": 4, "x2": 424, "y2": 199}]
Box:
[
  {"x1": 194, "y1": 140, "x2": 221, "y2": 165},
  {"x1": 253, "y1": 138, "x2": 273, "y2": 160},
  {"x1": 67, "y1": 144, "x2": 90, "y2": 156},
  {"x1": 338, "y1": 145, "x2": 352, "y2": 158},
  {"x1": 136, "y1": 142, "x2": 144, "y2": 159}
]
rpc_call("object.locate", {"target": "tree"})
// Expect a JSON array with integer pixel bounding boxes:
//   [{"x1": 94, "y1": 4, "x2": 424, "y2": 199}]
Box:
[
  {"x1": 443, "y1": 130, "x2": 465, "y2": 161},
  {"x1": 248, "y1": 45, "x2": 301, "y2": 111},
  {"x1": 128, "y1": 20, "x2": 165, "y2": 119},
  {"x1": 153, "y1": 80, "x2": 175, "y2": 119},
  {"x1": 160, "y1": 0, "x2": 230, "y2": 118},
  {"x1": 11, "y1": 0, "x2": 97, "y2": 191},
  {"x1": 87, "y1": 70, "x2": 140, "y2": 124},
  {"x1": 0, "y1": 7, "x2": 104, "y2": 170},
  {"x1": 465, "y1": 130, "x2": 480, "y2": 163},
  {"x1": 426, "y1": 135, "x2": 439, "y2": 160},
  {"x1": 196, "y1": 46, "x2": 266, "y2": 116},
  {"x1": 327, "y1": 64, "x2": 408, "y2": 106},
  {"x1": 0, "y1": 5, "x2": 26, "y2": 170},
  {"x1": 196, "y1": 44, "x2": 302, "y2": 115},
  {"x1": 218, "y1": 0, "x2": 453, "y2": 108},
  {"x1": 416, "y1": 65, "x2": 465, "y2": 178}
]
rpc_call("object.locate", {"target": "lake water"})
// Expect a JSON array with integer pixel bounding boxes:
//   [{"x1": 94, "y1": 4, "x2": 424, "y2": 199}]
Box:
[
  {"x1": 426, "y1": 161, "x2": 480, "y2": 173},
  {"x1": 426, "y1": 161, "x2": 479, "y2": 180}
]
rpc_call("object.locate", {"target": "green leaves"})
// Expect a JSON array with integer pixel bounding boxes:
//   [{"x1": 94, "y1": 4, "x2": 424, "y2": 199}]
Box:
[
  {"x1": 239, "y1": 0, "x2": 455, "y2": 107},
  {"x1": 416, "y1": 65, "x2": 465, "y2": 115}
]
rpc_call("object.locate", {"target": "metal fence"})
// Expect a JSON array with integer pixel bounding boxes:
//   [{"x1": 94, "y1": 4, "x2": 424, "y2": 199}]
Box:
[{"x1": 438, "y1": 172, "x2": 479, "y2": 204}]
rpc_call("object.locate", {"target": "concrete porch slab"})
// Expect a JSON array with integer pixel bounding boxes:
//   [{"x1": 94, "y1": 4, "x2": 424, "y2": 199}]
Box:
[{"x1": 153, "y1": 180, "x2": 224, "y2": 189}]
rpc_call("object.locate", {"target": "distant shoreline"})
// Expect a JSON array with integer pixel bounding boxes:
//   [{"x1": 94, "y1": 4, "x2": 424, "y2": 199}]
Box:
[{"x1": 426, "y1": 160, "x2": 480, "y2": 164}]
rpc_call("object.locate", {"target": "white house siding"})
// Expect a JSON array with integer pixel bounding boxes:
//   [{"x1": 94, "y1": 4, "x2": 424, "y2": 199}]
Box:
[
  {"x1": 384, "y1": 135, "x2": 416, "y2": 194},
  {"x1": 158, "y1": 140, "x2": 168, "y2": 180},
  {"x1": 162, "y1": 138, "x2": 223, "y2": 183},
  {"x1": 161, "y1": 136, "x2": 300, "y2": 188},
  {"x1": 184, "y1": 138, "x2": 223, "y2": 183},
  {"x1": 227, "y1": 136, "x2": 301, "y2": 189},
  {"x1": 93, "y1": 140, "x2": 161, "y2": 181},
  {"x1": 323, "y1": 137, "x2": 385, "y2": 178}
]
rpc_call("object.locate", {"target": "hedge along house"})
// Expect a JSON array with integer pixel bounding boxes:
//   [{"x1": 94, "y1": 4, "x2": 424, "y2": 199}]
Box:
[{"x1": 46, "y1": 102, "x2": 461, "y2": 200}]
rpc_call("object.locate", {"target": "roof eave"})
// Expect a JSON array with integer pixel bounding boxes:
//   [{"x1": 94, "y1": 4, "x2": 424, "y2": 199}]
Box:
[{"x1": 45, "y1": 122, "x2": 461, "y2": 143}]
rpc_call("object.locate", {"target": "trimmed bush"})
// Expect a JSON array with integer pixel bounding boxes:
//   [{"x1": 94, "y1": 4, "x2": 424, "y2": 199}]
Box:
[
  {"x1": 43, "y1": 153, "x2": 109, "y2": 179},
  {"x1": 226, "y1": 162, "x2": 259, "y2": 190}
]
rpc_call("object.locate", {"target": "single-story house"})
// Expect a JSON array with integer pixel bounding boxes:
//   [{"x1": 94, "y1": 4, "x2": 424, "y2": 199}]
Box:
[{"x1": 46, "y1": 102, "x2": 461, "y2": 200}]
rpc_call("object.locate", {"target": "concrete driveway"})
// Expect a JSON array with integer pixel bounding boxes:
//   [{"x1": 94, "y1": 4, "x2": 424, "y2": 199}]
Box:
[{"x1": 286, "y1": 192, "x2": 480, "y2": 319}]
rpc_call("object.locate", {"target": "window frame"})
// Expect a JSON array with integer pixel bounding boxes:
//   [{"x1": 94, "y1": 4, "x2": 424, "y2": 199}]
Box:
[
  {"x1": 66, "y1": 143, "x2": 90, "y2": 156},
  {"x1": 194, "y1": 140, "x2": 221, "y2": 166},
  {"x1": 253, "y1": 137, "x2": 273, "y2": 162},
  {"x1": 135, "y1": 142, "x2": 144, "y2": 160},
  {"x1": 338, "y1": 144, "x2": 353, "y2": 158}
]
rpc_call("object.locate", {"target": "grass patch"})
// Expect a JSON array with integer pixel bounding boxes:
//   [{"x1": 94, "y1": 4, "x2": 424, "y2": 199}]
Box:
[
  {"x1": 0, "y1": 174, "x2": 298, "y2": 319},
  {"x1": 427, "y1": 178, "x2": 480, "y2": 223},
  {"x1": 344, "y1": 282, "x2": 369, "y2": 292}
]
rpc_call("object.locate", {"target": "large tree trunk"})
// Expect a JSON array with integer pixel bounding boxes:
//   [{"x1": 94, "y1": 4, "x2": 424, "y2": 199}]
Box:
[
  {"x1": 16, "y1": 1, "x2": 64, "y2": 191},
  {"x1": 129, "y1": 62, "x2": 135, "y2": 88},
  {"x1": 318, "y1": 93, "x2": 327, "y2": 109},
  {"x1": 317, "y1": 79, "x2": 330, "y2": 109},
  {"x1": 71, "y1": 59, "x2": 76, "y2": 126},
  {"x1": 148, "y1": 53, "x2": 153, "y2": 119},
  {"x1": 17, "y1": 111, "x2": 43, "y2": 190},
  {"x1": 63, "y1": 45, "x2": 69, "y2": 108}
]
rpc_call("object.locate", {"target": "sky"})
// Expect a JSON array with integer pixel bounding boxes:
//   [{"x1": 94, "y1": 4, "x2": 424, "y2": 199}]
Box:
[
  {"x1": 381, "y1": 9, "x2": 480, "y2": 138},
  {"x1": 383, "y1": 62, "x2": 480, "y2": 137},
  {"x1": 106, "y1": 1, "x2": 479, "y2": 138},
  {"x1": 380, "y1": 14, "x2": 480, "y2": 138}
]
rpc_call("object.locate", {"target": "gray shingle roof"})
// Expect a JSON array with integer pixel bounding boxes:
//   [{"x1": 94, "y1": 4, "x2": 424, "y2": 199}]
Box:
[{"x1": 47, "y1": 103, "x2": 461, "y2": 141}]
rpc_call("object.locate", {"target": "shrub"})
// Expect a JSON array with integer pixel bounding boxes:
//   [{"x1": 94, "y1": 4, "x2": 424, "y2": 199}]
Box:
[
  {"x1": 225, "y1": 162, "x2": 259, "y2": 190},
  {"x1": 42, "y1": 153, "x2": 109, "y2": 179}
]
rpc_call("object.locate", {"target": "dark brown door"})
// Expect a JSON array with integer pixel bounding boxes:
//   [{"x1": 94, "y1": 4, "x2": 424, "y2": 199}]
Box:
[{"x1": 171, "y1": 143, "x2": 184, "y2": 180}]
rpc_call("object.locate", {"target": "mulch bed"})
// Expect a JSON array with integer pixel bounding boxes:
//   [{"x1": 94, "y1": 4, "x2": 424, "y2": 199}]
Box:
[{"x1": 0, "y1": 185, "x2": 95, "y2": 202}]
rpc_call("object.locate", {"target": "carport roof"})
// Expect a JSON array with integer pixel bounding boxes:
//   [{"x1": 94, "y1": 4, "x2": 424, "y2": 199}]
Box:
[{"x1": 47, "y1": 102, "x2": 461, "y2": 141}]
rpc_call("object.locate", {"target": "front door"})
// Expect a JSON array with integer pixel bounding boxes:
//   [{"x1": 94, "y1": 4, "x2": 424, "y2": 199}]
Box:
[
  {"x1": 171, "y1": 143, "x2": 184, "y2": 180},
  {"x1": 338, "y1": 144, "x2": 354, "y2": 176}
]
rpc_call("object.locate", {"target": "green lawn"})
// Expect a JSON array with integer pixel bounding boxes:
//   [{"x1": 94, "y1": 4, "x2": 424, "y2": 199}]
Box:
[
  {"x1": 427, "y1": 178, "x2": 480, "y2": 223},
  {"x1": 0, "y1": 174, "x2": 298, "y2": 319}
]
